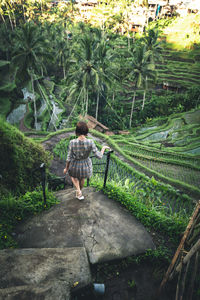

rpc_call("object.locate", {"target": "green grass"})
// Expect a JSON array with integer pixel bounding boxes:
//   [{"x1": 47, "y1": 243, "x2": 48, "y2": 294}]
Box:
[
  {"x1": 118, "y1": 142, "x2": 200, "y2": 167},
  {"x1": 0, "y1": 188, "x2": 59, "y2": 249},
  {"x1": 90, "y1": 177, "x2": 188, "y2": 242},
  {"x1": 124, "y1": 150, "x2": 200, "y2": 189}
]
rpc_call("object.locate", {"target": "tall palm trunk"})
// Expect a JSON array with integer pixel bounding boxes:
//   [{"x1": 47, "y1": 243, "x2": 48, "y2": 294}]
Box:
[
  {"x1": 85, "y1": 89, "x2": 89, "y2": 116},
  {"x1": 95, "y1": 91, "x2": 100, "y2": 120},
  {"x1": 142, "y1": 76, "x2": 147, "y2": 110},
  {"x1": 129, "y1": 90, "x2": 136, "y2": 128},
  {"x1": 31, "y1": 73, "x2": 38, "y2": 130},
  {"x1": 62, "y1": 56, "x2": 66, "y2": 79},
  {"x1": 112, "y1": 91, "x2": 115, "y2": 102},
  {"x1": 128, "y1": 33, "x2": 130, "y2": 50},
  {"x1": 40, "y1": 66, "x2": 44, "y2": 77},
  {"x1": 22, "y1": 3, "x2": 26, "y2": 23},
  {"x1": 7, "y1": 12, "x2": 14, "y2": 30},
  {"x1": 0, "y1": 13, "x2": 6, "y2": 26}
]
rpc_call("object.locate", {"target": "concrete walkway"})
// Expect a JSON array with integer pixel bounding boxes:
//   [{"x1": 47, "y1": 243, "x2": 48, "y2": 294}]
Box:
[{"x1": 0, "y1": 187, "x2": 155, "y2": 300}]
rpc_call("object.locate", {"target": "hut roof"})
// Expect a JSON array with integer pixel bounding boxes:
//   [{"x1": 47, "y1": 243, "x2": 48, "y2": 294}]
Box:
[{"x1": 80, "y1": 115, "x2": 109, "y2": 131}]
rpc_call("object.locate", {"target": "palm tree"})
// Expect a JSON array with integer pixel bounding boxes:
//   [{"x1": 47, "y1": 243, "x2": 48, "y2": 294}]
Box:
[
  {"x1": 142, "y1": 28, "x2": 163, "y2": 64},
  {"x1": 128, "y1": 43, "x2": 156, "y2": 127},
  {"x1": 55, "y1": 34, "x2": 72, "y2": 80},
  {"x1": 141, "y1": 28, "x2": 163, "y2": 110},
  {"x1": 0, "y1": 0, "x2": 16, "y2": 30},
  {"x1": 68, "y1": 34, "x2": 96, "y2": 116},
  {"x1": 12, "y1": 22, "x2": 48, "y2": 129},
  {"x1": 67, "y1": 29, "x2": 113, "y2": 120},
  {"x1": 92, "y1": 29, "x2": 114, "y2": 120}
]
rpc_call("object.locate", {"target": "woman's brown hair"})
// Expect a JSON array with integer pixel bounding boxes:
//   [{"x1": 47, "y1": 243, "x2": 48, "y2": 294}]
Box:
[{"x1": 75, "y1": 121, "x2": 89, "y2": 136}]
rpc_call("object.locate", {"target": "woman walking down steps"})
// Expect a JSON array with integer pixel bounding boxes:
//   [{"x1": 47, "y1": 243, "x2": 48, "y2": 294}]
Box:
[{"x1": 63, "y1": 121, "x2": 110, "y2": 200}]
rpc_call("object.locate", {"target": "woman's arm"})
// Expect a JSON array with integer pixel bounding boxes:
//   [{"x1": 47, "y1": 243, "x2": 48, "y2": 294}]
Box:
[
  {"x1": 63, "y1": 140, "x2": 72, "y2": 174},
  {"x1": 101, "y1": 145, "x2": 110, "y2": 155},
  {"x1": 63, "y1": 161, "x2": 70, "y2": 175},
  {"x1": 92, "y1": 140, "x2": 110, "y2": 159}
]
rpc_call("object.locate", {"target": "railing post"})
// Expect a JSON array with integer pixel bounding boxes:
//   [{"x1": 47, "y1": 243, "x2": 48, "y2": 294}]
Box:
[
  {"x1": 103, "y1": 151, "x2": 113, "y2": 189},
  {"x1": 40, "y1": 163, "x2": 46, "y2": 204},
  {"x1": 87, "y1": 178, "x2": 90, "y2": 187}
]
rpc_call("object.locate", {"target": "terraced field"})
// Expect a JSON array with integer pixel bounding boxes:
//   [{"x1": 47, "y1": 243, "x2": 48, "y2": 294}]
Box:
[
  {"x1": 116, "y1": 46, "x2": 200, "y2": 121},
  {"x1": 109, "y1": 109, "x2": 200, "y2": 198},
  {"x1": 156, "y1": 49, "x2": 200, "y2": 89}
]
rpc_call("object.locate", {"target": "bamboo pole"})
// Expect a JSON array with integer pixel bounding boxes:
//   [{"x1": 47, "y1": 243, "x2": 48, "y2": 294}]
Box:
[
  {"x1": 187, "y1": 213, "x2": 200, "y2": 243},
  {"x1": 188, "y1": 251, "x2": 199, "y2": 300},
  {"x1": 179, "y1": 259, "x2": 190, "y2": 300},
  {"x1": 176, "y1": 239, "x2": 200, "y2": 273},
  {"x1": 188, "y1": 222, "x2": 200, "y2": 245},
  {"x1": 175, "y1": 257, "x2": 183, "y2": 300},
  {"x1": 158, "y1": 201, "x2": 200, "y2": 295}
]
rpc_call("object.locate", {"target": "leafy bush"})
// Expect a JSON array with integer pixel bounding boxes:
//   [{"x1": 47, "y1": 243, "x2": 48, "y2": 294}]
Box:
[
  {"x1": 0, "y1": 118, "x2": 51, "y2": 195},
  {"x1": 132, "y1": 87, "x2": 200, "y2": 126},
  {"x1": 0, "y1": 188, "x2": 59, "y2": 249}
]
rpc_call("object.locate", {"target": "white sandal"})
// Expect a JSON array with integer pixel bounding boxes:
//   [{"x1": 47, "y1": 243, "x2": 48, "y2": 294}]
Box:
[{"x1": 76, "y1": 191, "x2": 84, "y2": 200}]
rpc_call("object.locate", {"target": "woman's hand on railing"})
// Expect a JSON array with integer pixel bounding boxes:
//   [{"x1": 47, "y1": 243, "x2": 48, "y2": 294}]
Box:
[
  {"x1": 63, "y1": 161, "x2": 70, "y2": 175},
  {"x1": 101, "y1": 146, "x2": 111, "y2": 155}
]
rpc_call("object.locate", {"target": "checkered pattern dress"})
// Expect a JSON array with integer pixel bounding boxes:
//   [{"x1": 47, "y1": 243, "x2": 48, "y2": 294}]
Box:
[{"x1": 67, "y1": 138, "x2": 103, "y2": 179}]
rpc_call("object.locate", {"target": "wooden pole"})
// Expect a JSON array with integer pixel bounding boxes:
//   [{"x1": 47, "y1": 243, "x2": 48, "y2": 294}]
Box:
[
  {"x1": 179, "y1": 259, "x2": 190, "y2": 300},
  {"x1": 175, "y1": 258, "x2": 183, "y2": 300},
  {"x1": 176, "y1": 239, "x2": 200, "y2": 273},
  {"x1": 158, "y1": 201, "x2": 200, "y2": 295},
  {"x1": 188, "y1": 251, "x2": 199, "y2": 300}
]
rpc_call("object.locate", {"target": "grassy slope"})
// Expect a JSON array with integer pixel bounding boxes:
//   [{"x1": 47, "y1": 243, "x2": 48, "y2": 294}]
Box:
[{"x1": 0, "y1": 119, "x2": 51, "y2": 196}]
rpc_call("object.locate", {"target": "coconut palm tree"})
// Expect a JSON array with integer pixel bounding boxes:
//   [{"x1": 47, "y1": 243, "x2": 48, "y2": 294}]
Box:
[
  {"x1": 128, "y1": 43, "x2": 156, "y2": 127},
  {"x1": 68, "y1": 31, "x2": 113, "y2": 119},
  {"x1": 12, "y1": 22, "x2": 47, "y2": 80},
  {"x1": 141, "y1": 28, "x2": 162, "y2": 110},
  {"x1": 11, "y1": 22, "x2": 48, "y2": 129},
  {"x1": 55, "y1": 34, "x2": 72, "y2": 80},
  {"x1": 0, "y1": 0, "x2": 16, "y2": 30},
  {"x1": 92, "y1": 29, "x2": 115, "y2": 120},
  {"x1": 142, "y1": 28, "x2": 163, "y2": 64},
  {"x1": 68, "y1": 34, "x2": 96, "y2": 116}
]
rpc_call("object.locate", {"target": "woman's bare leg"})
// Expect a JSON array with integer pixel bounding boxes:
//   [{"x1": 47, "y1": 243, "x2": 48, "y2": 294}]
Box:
[
  {"x1": 70, "y1": 177, "x2": 81, "y2": 195},
  {"x1": 79, "y1": 178, "x2": 85, "y2": 190}
]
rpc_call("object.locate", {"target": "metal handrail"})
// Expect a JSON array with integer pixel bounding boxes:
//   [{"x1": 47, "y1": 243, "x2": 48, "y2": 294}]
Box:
[
  {"x1": 87, "y1": 150, "x2": 113, "y2": 188},
  {"x1": 32, "y1": 163, "x2": 46, "y2": 204},
  {"x1": 35, "y1": 150, "x2": 113, "y2": 203}
]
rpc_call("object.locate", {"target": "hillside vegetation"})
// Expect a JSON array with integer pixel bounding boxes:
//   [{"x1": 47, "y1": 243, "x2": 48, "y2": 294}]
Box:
[
  {"x1": 0, "y1": 1, "x2": 200, "y2": 131},
  {"x1": 0, "y1": 119, "x2": 51, "y2": 196}
]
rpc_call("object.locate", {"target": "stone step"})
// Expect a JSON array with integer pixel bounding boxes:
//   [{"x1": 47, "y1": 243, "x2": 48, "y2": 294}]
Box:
[
  {"x1": 13, "y1": 187, "x2": 155, "y2": 264},
  {"x1": 0, "y1": 247, "x2": 91, "y2": 300}
]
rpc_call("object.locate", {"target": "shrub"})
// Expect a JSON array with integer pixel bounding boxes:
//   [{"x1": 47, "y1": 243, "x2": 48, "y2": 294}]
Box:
[
  {"x1": 0, "y1": 188, "x2": 59, "y2": 249},
  {"x1": 0, "y1": 118, "x2": 51, "y2": 196}
]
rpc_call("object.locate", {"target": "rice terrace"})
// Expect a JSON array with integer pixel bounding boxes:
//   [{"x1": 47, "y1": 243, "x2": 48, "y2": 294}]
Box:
[{"x1": 0, "y1": 1, "x2": 200, "y2": 300}]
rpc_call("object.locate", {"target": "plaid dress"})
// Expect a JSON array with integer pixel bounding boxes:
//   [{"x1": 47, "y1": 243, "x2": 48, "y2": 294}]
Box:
[{"x1": 67, "y1": 138, "x2": 103, "y2": 179}]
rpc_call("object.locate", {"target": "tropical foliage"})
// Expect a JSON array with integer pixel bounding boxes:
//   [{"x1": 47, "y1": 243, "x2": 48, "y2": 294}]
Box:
[{"x1": 0, "y1": 0, "x2": 199, "y2": 132}]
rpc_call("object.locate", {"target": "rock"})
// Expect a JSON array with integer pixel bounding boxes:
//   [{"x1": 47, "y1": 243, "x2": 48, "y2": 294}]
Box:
[
  {"x1": 0, "y1": 247, "x2": 91, "y2": 300},
  {"x1": 78, "y1": 188, "x2": 155, "y2": 264},
  {"x1": 0, "y1": 281, "x2": 70, "y2": 300},
  {"x1": 0, "y1": 187, "x2": 155, "y2": 299},
  {"x1": 14, "y1": 187, "x2": 154, "y2": 264}
]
